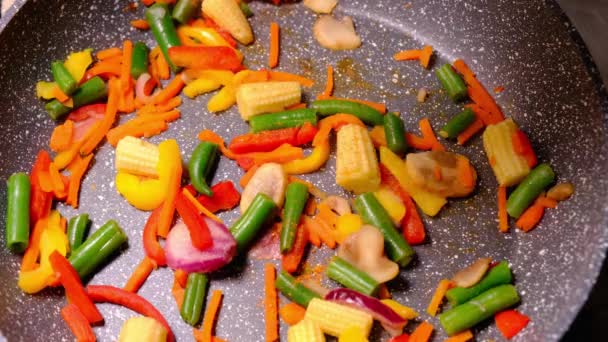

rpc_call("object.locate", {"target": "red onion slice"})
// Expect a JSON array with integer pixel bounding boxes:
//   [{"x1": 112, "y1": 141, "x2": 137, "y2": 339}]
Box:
[{"x1": 135, "y1": 73, "x2": 157, "y2": 104}]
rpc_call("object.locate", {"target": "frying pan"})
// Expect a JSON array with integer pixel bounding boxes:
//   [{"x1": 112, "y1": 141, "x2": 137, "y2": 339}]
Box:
[{"x1": 1, "y1": 0, "x2": 607, "y2": 341}]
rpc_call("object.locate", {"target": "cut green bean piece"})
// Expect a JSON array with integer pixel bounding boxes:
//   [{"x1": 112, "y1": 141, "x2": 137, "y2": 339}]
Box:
[
  {"x1": 51, "y1": 61, "x2": 78, "y2": 95},
  {"x1": 180, "y1": 273, "x2": 208, "y2": 326},
  {"x1": 146, "y1": 4, "x2": 181, "y2": 72},
  {"x1": 276, "y1": 270, "x2": 320, "y2": 307},
  {"x1": 383, "y1": 112, "x2": 408, "y2": 155},
  {"x1": 326, "y1": 256, "x2": 380, "y2": 296},
  {"x1": 507, "y1": 163, "x2": 555, "y2": 218},
  {"x1": 249, "y1": 109, "x2": 318, "y2": 133},
  {"x1": 240, "y1": 1, "x2": 254, "y2": 17},
  {"x1": 131, "y1": 42, "x2": 150, "y2": 79},
  {"x1": 311, "y1": 99, "x2": 384, "y2": 125},
  {"x1": 445, "y1": 261, "x2": 513, "y2": 306},
  {"x1": 436, "y1": 63, "x2": 468, "y2": 102},
  {"x1": 6, "y1": 173, "x2": 30, "y2": 253},
  {"x1": 45, "y1": 76, "x2": 108, "y2": 120},
  {"x1": 439, "y1": 108, "x2": 476, "y2": 139},
  {"x1": 280, "y1": 182, "x2": 309, "y2": 253},
  {"x1": 172, "y1": 0, "x2": 202, "y2": 24},
  {"x1": 230, "y1": 193, "x2": 277, "y2": 253},
  {"x1": 67, "y1": 214, "x2": 91, "y2": 253}
]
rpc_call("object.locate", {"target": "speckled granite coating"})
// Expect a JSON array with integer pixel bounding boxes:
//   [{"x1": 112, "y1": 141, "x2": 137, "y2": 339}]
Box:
[{"x1": 0, "y1": 0, "x2": 607, "y2": 341}]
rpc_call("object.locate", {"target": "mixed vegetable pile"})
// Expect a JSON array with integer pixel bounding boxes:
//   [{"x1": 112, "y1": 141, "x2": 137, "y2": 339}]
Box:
[{"x1": 5, "y1": 0, "x2": 577, "y2": 341}]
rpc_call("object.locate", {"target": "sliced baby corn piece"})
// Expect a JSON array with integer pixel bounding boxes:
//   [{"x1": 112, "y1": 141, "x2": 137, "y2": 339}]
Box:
[
  {"x1": 336, "y1": 124, "x2": 381, "y2": 194},
  {"x1": 202, "y1": 0, "x2": 254, "y2": 45},
  {"x1": 482, "y1": 118, "x2": 530, "y2": 186},
  {"x1": 236, "y1": 81, "x2": 301, "y2": 121},
  {"x1": 304, "y1": 298, "x2": 373, "y2": 337},
  {"x1": 287, "y1": 319, "x2": 326, "y2": 342},
  {"x1": 115, "y1": 136, "x2": 160, "y2": 178}
]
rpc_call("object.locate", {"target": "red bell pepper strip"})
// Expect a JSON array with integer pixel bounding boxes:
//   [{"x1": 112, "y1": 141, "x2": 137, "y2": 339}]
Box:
[
  {"x1": 228, "y1": 127, "x2": 299, "y2": 154},
  {"x1": 29, "y1": 150, "x2": 53, "y2": 225},
  {"x1": 143, "y1": 207, "x2": 167, "y2": 266},
  {"x1": 511, "y1": 130, "x2": 537, "y2": 168},
  {"x1": 379, "y1": 164, "x2": 426, "y2": 245},
  {"x1": 168, "y1": 46, "x2": 242, "y2": 71},
  {"x1": 49, "y1": 251, "x2": 103, "y2": 324},
  {"x1": 194, "y1": 181, "x2": 240, "y2": 213},
  {"x1": 200, "y1": 18, "x2": 238, "y2": 48},
  {"x1": 495, "y1": 309, "x2": 530, "y2": 339},
  {"x1": 389, "y1": 333, "x2": 410, "y2": 342},
  {"x1": 60, "y1": 303, "x2": 96, "y2": 342},
  {"x1": 281, "y1": 223, "x2": 308, "y2": 273},
  {"x1": 175, "y1": 190, "x2": 213, "y2": 250},
  {"x1": 295, "y1": 122, "x2": 318, "y2": 146},
  {"x1": 86, "y1": 285, "x2": 174, "y2": 342}
]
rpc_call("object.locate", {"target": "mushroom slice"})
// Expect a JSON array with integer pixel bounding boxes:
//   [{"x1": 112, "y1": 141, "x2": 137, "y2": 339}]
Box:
[
  {"x1": 303, "y1": 0, "x2": 338, "y2": 14},
  {"x1": 240, "y1": 163, "x2": 287, "y2": 213},
  {"x1": 406, "y1": 151, "x2": 477, "y2": 197},
  {"x1": 313, "y1": 15, "x2": 362, "y2": 50},
  {"x1": 452, "y1": 257, "x2": 492, "y2": 288},
  {"x1": 320, "y1": 195, "x2": 351, "y2": 216}
]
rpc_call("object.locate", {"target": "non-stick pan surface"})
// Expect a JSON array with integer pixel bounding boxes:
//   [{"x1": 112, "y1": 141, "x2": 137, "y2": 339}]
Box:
[{"x1": 1, "y1": 0, "x2": 607, "y2": 341}]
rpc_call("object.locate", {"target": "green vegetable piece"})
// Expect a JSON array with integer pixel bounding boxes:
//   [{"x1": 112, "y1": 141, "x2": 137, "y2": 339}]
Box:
[
  {"x1": 383, "y1": 112, "x2": 408, "y2": 155},
  {"x1": 439, "y1": 284, "x2": 520, "y2": 336},
  {"x1": 311, "y1": 99, "x2": 384, "y2": 126},
  {"x1": 45, "y1": 76, "x2": 108, "y2": 120},
  {"x1": 353, "y1": 193, "x2": 415, "y2": 267},
  {"x1": 146, "y1": 4, "x2": 181, "y2": 72},
  {"x1": 131, "y1": 42, "x2": 150, "y2": 79},
  {"x1": 280, "y1": 182, "x2": 309, "y2": 253},
  {"x1": 439, "y1": 108, "x2": 476, "y2": 139},
  {"x1": 180, "y1": 273, "x2": 208, "y2": 326},
  {"x1": 507, "y1": 163, "x2": 555, "y2": 218},
  {"x1": 276, "y1": 271, "x2": 320, "y2": 307},
  {"x1": 239, "y1": 1, "x2": 254, "y2": 17},
  {"x1": 51, "y1": 61, "x2": 78, "y2": 95},
  {"x1": 249, "y1": 109, "x2": 318, "y2": 133},
  {"x1": 68, "y1": 220, "x2": 127, "y2": 279},
  {"x1": 67, "y1": 214, "x2": 91, "y2": 253},
  {"x1": 230, "y1": 193, "x2": 277, "y2": 253},
  {"x1": 326, "y1": 256, "x2": 380, "y2": 296},
  {"x1": 172, "y1": 0, "x2": 202, "y2": 24},
  {"x1": 6, "y1": 173, "x2": 30, "y2": 253},
  {"x1": 436, "y1": 63, "x2": 468, "y2": 102},
  {"x1": 445, "y1": 261, "x2": 513, "y2": 306},
  {"x1": 188, "y1": 142, "x2": 219, "y2": 197}
]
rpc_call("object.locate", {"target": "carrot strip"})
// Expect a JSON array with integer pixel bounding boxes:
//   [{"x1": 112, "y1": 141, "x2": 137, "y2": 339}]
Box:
[
  {"x1": 198, "y1": 290, "x2": 223, "y2": 342},
  {"x1": 419, "y1": 118, "x2": 445, "y2": 151},
  {"x1": 288, "y1": 176, "x2": 327, "y2": 199},
  {"x1": 498, "y1": 186, "x2": 509, "y2": 233},
  {"x1": 457, "y1": 157, "x2": 474, "y2": 189},
  {"x1": 239, "y1": 164, "x2": 259, "y2": 188},
  {"x1": 96, "y1": 47, "x2": 122, "y2": 60},
  {"x1": 80, "y1": 78, "x2": 120, "y2": 155},
  {"x1": 378, "y1": 284, "x2": 392, "y2": 299},
  {"x1": 130, "y1": 19, "x2": 150, "y2": 30},
  {"x1": 106, "y1": 120, "x2": 168, "y2": 146},
  {"x1": 406, "y1": 133, "x2": 433, "y2": 150},
  {"x1": 175, "y1": 269, "x2": 189, "y2": 288},
  {"x1": 305, "y1": 198, "x2": 317, "y2": 216},
  {"x1": 369, "y1": 125, "x2": 387, "y2": 148},
  {"x1": 86, "y1": 62, "x2": 122, "y2": 79},
  {"x1": 456, "y1": 118, "x2": 484, "y2": 145},
  {"x1": 515, "y1": 203, "x2": 545, "y2": 232},
  {"x1": 394, "y1": 49, "x2": 421, "y2": 61},
  {"x1": 321, "y1": 65, "x2": 334, "y2": 97},
  {"x1": 269, "y1": 22, "x2": 280, "y2": 68},
  {"x1": 124, "y1": 257, "x2": 156, "y2": 293},
  {"x1": 197, "y1": 130, "x2": 239, "y2": 160},
  {"x1": 316, "y1": 95, "x2": 386, "y2": 113},
  {"x1": 236, "y1": 144, "x2": 304, "y2": 170},
  {"x1": 182, "y1": 188, "x2": 224, "y2": 224},
  {"x1": 445, "y1": 330, "x2": 473, "y2": 342},
  {"x1": 153, "y1": 75, "x2": 185, "y2": 105},
  {"x1": 426, "y1": 279, "x2": 453, "y2": 316},
  {"x1": 172, "y1": 275, "x2": 185, "y2": 310},
  {"x1": 286, "y1": 103, "x2": 307, "y2": 110},
  {"x1": 51, "y1": 86, "x2": 70, "y2": 103},
  {"x1": 120, "y1": 40, "x2": 133, "y2": 95},
  {"x1": 50, "y1": 120, "x2": 74, "y2": 152},
  {"x1": 304, "y1": 216, "x2": 335, "y2": 249},
  {"x1": 138, "y1": 97, "x2": 182, "y2": 115},
  {"x1": 410, "y1": 321, "x2": 434, "y2": 342},
  {"x1": 156, "y1": 50, "x2": 170, "y2": 80},
  {"x1": 149, "y1": 47, "x2": 161, "y2": 84},
  {"x1": 20, "y1": 217, "x2": 49, "y2": 271},
  {"x1": 537, "y1": 196, "x2": 557, "y2": 209},
  {"x1": 317, "y1": 203, "x2": 338, "y2": 227},
  {"x1": 48, "y1": 163, "x2": 67, "y2": 199},
  {"x1": 419, "y1": 45, "x2": 434, "y2": 68},
  {"x1": 453, "y1": 59, "x2": 504, "y2": 124},
  {"x1": 268, "y1": 70, "x2": 314, "y2": 87},
  {"x1": 279, "y1": 303, "x2": 306, "y2": 326},
  {"x1": 264, "y1": 264, "x2": 279, "y2": 342},
  {"x1": 66, "y1": 154, "x2": 93, "y2": 208},
  {"x1": 281, "y1": 223, "x2": 308, "y2": 273}
]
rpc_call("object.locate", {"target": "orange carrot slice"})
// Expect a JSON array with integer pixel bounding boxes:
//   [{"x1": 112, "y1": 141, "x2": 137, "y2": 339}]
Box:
[{"x1": 269, "y1": 22, "x2": 280, "y2": 68}]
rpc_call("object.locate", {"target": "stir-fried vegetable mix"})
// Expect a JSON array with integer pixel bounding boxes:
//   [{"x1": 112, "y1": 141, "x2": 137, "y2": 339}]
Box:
[{"x1": 6, "y1": 0, "x2": 574, "y2": 340}]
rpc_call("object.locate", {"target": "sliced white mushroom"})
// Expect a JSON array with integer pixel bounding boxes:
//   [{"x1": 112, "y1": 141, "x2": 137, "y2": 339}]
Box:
[
  {"x1": 240, "y1": 163, "x2": 287, "y2": 213},
  {"x1": 406, "y1": 151, "x2": 477, "y2": 198},
  {"x1": 303, "y1": 0, "x2": 338, "y2": 14},
  {"x1": 338, "y1": 225, "x2": 399, "y2": 283},
  {"x1": 313, "y1": 15, "x2": 362, "y2": 50},
  {"x1": 320, "y1": 195, "x2": 351, "y2": 216},
  {"x1": 452, "y1": 257, "x2": 492, "y2": 288}
]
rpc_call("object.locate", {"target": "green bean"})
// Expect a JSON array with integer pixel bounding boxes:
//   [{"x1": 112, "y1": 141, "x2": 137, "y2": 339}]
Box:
[
  {"x1": 67, "y1": 214, "x2": 90, "y2": 253},
  {"x1": 353, "y1": 193, "x2": 415, "y2": 267},
  {"x1": 507, "y1": 163, "x2": 555, "y2": 218},
  {"x1": 280, "y1": 182, "x2": 309, "y2": 253},
  {"x1": 383, "y1": 112, "x2": 408, "y2": 155},
  {"x1": 230, "y1": 194, "x2": 277, "y2": 253},
  {"x1": 326, "y1": 256, "x2": 380, "y2": 296},
  {"x1": 172, "y1": 0, "x2": 202, "y2": 24},
  {"x1": 180, "y1": 273, "x2": 208, "y2": 326},
  {"x1": 45, "y1": 76, "x2": 108, "y2": 120},
  {"x1": 146, "y1": 4, "x2": 181, "y2": 72},
  {"x1": 5, "y1": 173, "x2": 30, "y2": 253},
  {"x1": 130, "y1": 42, "x2": 149, "y2": 79},
  {"x1": 436, "y1": 63, "x2": 468, "y2": 102},
  {"x1": 439, "y1": 108, "x2": 476, "y2": 139},
  {"x1": 445, "y1": 261, "x2": 513, "y2": 306},
  {"x1": 311, "y1": 99, "x2": 384, "y2": 125},
  {"x1": 188, "y1": 142, "x2": 219, "y2": 197},
  {"x1": 276, "y1": 270, "x2": 320, "y2": 307},
  {"x1": 249, "y1": 109, "x2": 318, "y2": 133},
  {"x1": 439, "y1": 285, "x2": 520, "y2": 336},
  {"x1": 51, "y1": 61, "x2": 78, "y2": 95},
  {"x1": 239, "y1": 1, "x2": 254, "y2": 17},
  {"x1": 68, "y1": 220, "x2": 127, "y2": 279}
]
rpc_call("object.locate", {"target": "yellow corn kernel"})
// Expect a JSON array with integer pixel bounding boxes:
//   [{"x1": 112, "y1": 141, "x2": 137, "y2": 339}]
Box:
[
  {"x1": 202, "y1": 0, "x2": 254, "y2": 45},
  {"x1": 115, "y1": 136, "x2": 160, "y2": 178},
  {"x1": 338, "y1": 326, "x2": 368, "y2": 342},
  {"x1": 118, "y1": 316, "x2": 168, "y2": 342},
  {"x1": 287, "y1": 319, "x2": 325, "y2": 342},
  {"x1": 336, "y1": 124, "x2": 381, "y2": 194},
  {"x1": 183, "y1": 78, "x2": 222, "y2": 98},
  {"x1": 373, "y1": 187, "x2": 406, "y2": 225},
  {"x1": 482, "y1": 118, "x2": 530, "y2": 187},
  {"x1": 380, "y1": 299, "x2": 419, "y2": 320},
  {"x1": 236, "y1": 81, "x2": 301, "y2": 120},
  {"x1": 304, "y1": 298, "x2": 373, "y2": 337},
  {"x1": 335, "y1": 213, "x2": 363, "y2": 243}
]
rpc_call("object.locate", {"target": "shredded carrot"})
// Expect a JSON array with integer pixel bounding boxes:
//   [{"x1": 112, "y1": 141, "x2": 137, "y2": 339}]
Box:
[
  {"x1": 196, "y1": 289, "x2": 223, "y2": 342},
  {"x1": 38, "y1": 170, "x2": 54, "y2": 193},
  {"x1": 264, "y1": 264, "x2": 279, "y2": 342},
  {"x1": 48, "y1": 163, "x2": 67, "y2": 199},
  {"x1": 406, "y1": 133, "x2": 434, "y2": 150},
  {"x1": 498, "y1": 186, "x2": 509, "y2": 233},
  {"x1": 457, "y1": 157, "x2": 474, "y2": 189},
  {"x1": 426, "y1": 279, "x2": 453, "y2": 316},
  {"x1": 198, "y1": 129, "x2": 239, "y2": 160},
  {"x1": 120, "y1": 40, "x2": 133, "y2": 95},
  {"x1": 453, "y1": 59, "x2": 504, "y2": 124},
  {"x1": 51, "y1": 86, "x2": 70, "y2": 103},
  {"x1": 515, "y1": 203, "x2": 545, "y2": 232},
  {"x1": 394, "y1": 49, "x2": 422, "y2": 61},
  {"x1": 21, "y1": 217, "x2": 49, "y2": 271},
  {"x1": 80, "y1": 78, "x2": 120, "y2": 155},
  {"x1": 138, "y1": 96, "x2": 182, "y2": 115},
  {"x1": 85, "y1": 62, "x2": 122, "y2": 79},
  {"x1": 268, "y1": 70, "x2": 314, "y2": 87},
  {"x1": 175, "y1": 269, "x2": 189, "y2": 288},
  {"x1": 156, "y1": 51, "x2": 171, "y2": 80},
  {"x1": 240, "y1": 70, "x2": 270, "y2": 84},
  {"x1": 378, "y1": 284, "x2": 392, "y2": 299},
  {"x1": 305, "y1": 198, "x2": 317, "y2": 216},
  {"x1": 130, "y1": 19, "x2": 150, "y2": 30},
  {"x1": 537, "y1": 196, "x2": 557, "y2": 209},
  {"x1": 369, "y1": 125, "x2": 387, "y2": 148},
  {"x1": 317, "y1": 203, "x2": 338, "y2": 227},
  {"x1": 96, "y1": 47, "x2": 122, "y2": 60},
  {"x1": 316, "y1": 95, "x2": 387, "y2": 113},
  {"x1": 410, "y1": 321, "x2": 434, "y2": 342},
  {"x1": 124, "y1": 257, "x2": 156, "y2": 293},
  {"x1": 419, "y1": 45, "x2": 434, "y2": 68},
  {"x1": 288, "y1": 176, "x2": 327, "y2": 199},
  {"x1": 106, "y1": 110, "x2": 179, "y2": 146},
  {"x1": 419, "y1": 118, "x2": 445, "y2": 151},
  {"x1": 305, "y1": 216, "x2": 336, "y2": 249},
  {"x1": 66, "y1": 154, "x2": 93, "y2": 208},
  {"x1": 456, "y1": 118, "x2": 484, "y2": 145},
  {"x1": 321, "y1": 65, "x2": 334, "y2": 97},
  {"x1": 282, "y1": 223, "x2": 308, "y2": 273},
  {"x1": 445, "y1": 330, "x2": 473, "y2": 342},
  {"x1": 236, "y1": 144, "x2": 304, "y2": 171},
  {"x1": 239, "y1": 164, "x2": 259, "y2": 188},
  {"x1": 279, "y1": 303, "x2": 306, "y2": 326},
  {"x1": 286, "y1": 103, "x2": 307, "y2": 110},
  {"x1": 306, "y1": 222, "x2": 321, "y2": 247},
  {"x1": 50, "y1": 120, "x2": 74, "y2": 152},
  {"x1": 182, "y1": 188, "x2": 224, "y2": 224},
  {"x1": 269, "y1": 22, "x2": 280, "y2": 68},
  {"x1": 153, "y1": 75, "x2": 185, "y2": 105},
  {"x1": 148, "y1": 47, "x2": 161, "y2": 84},
  {"x1": 171, "y1": 275, "x2": 185, "y2": 310}
]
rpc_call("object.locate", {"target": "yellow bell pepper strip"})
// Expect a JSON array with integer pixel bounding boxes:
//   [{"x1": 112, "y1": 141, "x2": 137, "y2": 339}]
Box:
[
  {"x1": 183, "y1": 78, "x2": 222, "y2": 98},
  {"x1": 379, "y1": 146, "x2": 446, "y2": 216},
  {"x1": 177, "y1": 26, "x2": 243, "y2": 61},
  {"x1": 116, "y1": 172, "x2": 168, "y2": 211},
  {"x1": 283, "y1": 143, "x2": 330, "y2": 175},
  {"x1": 64, "y1": 49, "x2": 93, "y2": 83},
  {"x1": 183, "y1": 69, "x2": 235, "y2": 86},
  {"x1": 36, "y1": 81, "x2": 58, "y2": 99},
  {"x1": 207, "y1": 85, "x2": 236, "y2": 113},
  {"x1": 18, "y1": 220, "x2": 69, "y2": 294}
]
